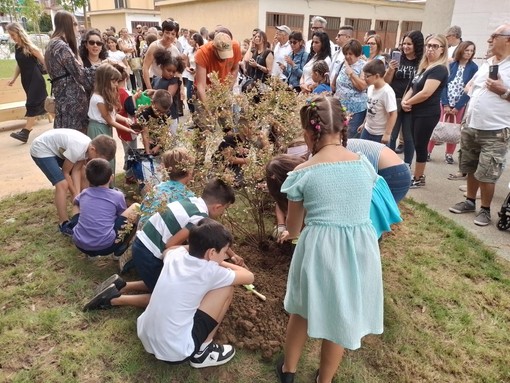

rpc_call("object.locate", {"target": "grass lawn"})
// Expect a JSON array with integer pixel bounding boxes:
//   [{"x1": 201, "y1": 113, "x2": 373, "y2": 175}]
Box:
[
  {"x1": 0, "y1": 59, "x2": 51, "y2": 95},
  {"x1": 0, "y1": 188, "x2": 509, "y2": 383}
]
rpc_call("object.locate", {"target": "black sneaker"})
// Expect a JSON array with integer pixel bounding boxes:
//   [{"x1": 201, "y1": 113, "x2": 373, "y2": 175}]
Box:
[
  {"x1": 410, "y1": 175, "x2": 426, "y2": 189},
  {"x1": 276, "y1": 359, "x2": 295, "y2": 383},
  {"x1": 94, "y1": 274, "x2": 126, "y2": 295},
  {"x1": 10, "y1": 129, "x2": 30, "y2": 143},
  {"x1": 83, "y1": 284, "x2": 120, "y2": 311},
  {"x1": 59, "y1": 221, "x2": 74, "y2": 237},
  {"x1": 189, "y1": 343, "x2": 235, "y2": 368}
]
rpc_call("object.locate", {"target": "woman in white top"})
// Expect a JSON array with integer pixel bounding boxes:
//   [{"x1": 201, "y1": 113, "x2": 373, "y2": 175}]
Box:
[
  {"x1": 118, "y1": 27, "x2": 139, "y2": 89},
  {"x1": 300, "y1": 31, "x2": 331, "y2": 93},
  {"x1": 106, "y1": 36, "x2": 128, "y2": 68}
]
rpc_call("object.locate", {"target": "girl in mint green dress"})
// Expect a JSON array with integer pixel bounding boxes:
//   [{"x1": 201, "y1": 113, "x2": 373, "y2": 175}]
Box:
[{"x1": 277, "y1": 96, "x2": 397, "y2": 383}]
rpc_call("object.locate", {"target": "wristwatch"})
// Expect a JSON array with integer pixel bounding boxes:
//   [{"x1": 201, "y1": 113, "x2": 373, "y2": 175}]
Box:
[{"x1": 501, "y1": 89, "x2": 510, "y2": 100}]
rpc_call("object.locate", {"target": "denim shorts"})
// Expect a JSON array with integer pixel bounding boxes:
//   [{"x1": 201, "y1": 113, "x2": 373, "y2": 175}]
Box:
[
  {"x1": 31, "y1": 155, "x2": 65, "y2": 185},
  {"x1": 459, "y1": 127, "x2": 510, "y2": 183},
  {"x1": 378, "y1": 163, "x2": 412, "y2": 203},
  {"x1": 132, "y1": 237, "x2": 163, "y2": 292},
  {"x1": 75, "y1": 215, "x2": 131, "y2": 257}
]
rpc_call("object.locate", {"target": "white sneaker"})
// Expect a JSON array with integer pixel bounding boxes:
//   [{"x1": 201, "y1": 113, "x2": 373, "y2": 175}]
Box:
[{"x1": 189, "y1": 343, "x2": 235, "y2": 368}]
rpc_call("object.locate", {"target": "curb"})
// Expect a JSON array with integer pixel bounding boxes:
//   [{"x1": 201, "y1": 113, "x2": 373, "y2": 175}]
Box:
[{"x1": 0, "y1": 120, "x2": 26, "y2": 132}]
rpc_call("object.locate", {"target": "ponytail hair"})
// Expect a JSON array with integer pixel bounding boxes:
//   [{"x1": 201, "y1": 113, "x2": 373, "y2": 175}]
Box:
[{"x1": 312, "y1": 60, "x2": 330, "y2": 84}]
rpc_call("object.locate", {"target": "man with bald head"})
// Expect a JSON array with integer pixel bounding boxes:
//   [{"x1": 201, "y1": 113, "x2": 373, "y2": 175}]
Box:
[{"x1": 449, "y1": 24, "x2": 510, "y2": 226}]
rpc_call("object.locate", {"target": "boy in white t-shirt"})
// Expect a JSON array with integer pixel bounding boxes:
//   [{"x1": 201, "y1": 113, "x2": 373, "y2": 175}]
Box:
[
  {"x1": 30, "y1": 129, "x2": 116, "y2": 236},
  {"x1": 359, "y1": 59, "x2": 397, "y2": 144},
  {"x1": 137, "y1": 218, "x2": 254, "y2": 368}
]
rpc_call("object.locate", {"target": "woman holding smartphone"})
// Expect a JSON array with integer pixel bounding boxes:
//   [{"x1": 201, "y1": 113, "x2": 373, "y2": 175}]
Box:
[
  {"x1": 243, "y1": 30, "x2": 274, "y2": 83},
  {"x1": 401, "y1": 34, "x2": 449, "y2": 188},
  {"x1": 384, "y1": 30, "x2": 424, "y2": 165}
]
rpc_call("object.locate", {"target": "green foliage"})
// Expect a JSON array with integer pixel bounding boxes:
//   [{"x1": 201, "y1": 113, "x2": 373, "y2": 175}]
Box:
[{"x1": 39, "y1": 13, "x2": 52, "y2": 33}]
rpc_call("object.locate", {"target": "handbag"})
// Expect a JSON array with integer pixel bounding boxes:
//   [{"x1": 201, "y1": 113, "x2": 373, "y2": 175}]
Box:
[
  {"x1": 128, "y1": 57, "x2": 142, "y2": 71},
  {"x1": 430, "y1": 113, "x2": 461, "y2": 144}
]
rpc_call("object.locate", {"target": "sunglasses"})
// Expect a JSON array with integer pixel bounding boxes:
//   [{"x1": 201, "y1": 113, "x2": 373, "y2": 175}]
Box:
[
  {"x1": 88, "y1": 40, "x2": 104, "y2": 47},
  {"x1": 425, "y1": 43, "x2": 443, "y2": 50}
]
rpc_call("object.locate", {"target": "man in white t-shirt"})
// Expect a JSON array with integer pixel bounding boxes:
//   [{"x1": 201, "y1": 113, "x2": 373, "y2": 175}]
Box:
[
  {"x1": 360, "y1": 59, "x2": 397, "y2": 144},
  {"x1": 449, "y1": 24, "x2": 510, "y2": 226},
  {"x1": 305, "y1": 16, "x2": 337, "y2": 54},
  {"x1": 137, "y1": 218, "x2": 254, "y2": 368},
  {"x1": 271, "y1": 25, "x2": 292, "y2": 80}
]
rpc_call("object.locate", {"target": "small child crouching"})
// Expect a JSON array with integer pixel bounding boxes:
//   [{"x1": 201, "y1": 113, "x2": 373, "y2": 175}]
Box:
[
  {"x1": 137, "y1": 218, "x2": 254, "y2": 368},
  {"x1": 72, "y1": 158, "x2": 139, "y2": 258}
]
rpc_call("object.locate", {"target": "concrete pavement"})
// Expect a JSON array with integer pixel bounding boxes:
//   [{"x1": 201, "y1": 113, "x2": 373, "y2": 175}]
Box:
[{"x1": 1, "y1": 119, "x2": 509, "y2": 262}]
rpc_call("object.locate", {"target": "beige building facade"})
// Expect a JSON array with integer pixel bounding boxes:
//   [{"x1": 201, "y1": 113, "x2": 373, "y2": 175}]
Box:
[
  {"x1": 88, "y1": 0, "x2": 161, "y2": 33},
  {"x1": 156, "y1": 0, "x2": 425, "y2": 50}
]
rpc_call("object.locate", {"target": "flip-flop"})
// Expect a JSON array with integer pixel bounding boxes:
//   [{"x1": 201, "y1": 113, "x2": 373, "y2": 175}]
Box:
[{"x1": 447, "y1": 172, "x2": 467, "y2": 180}]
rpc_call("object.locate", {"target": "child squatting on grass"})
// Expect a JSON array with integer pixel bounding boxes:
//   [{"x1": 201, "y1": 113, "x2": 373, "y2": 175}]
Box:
[
  {"x1": 138, "y1": 89, "x2": 173, "y2": 155},
  {"x1": 83, "y1": 178, "x2": 246, "y2": 311},
  {"x1": 138, "y1": 147, "x2": 196, "y2": 229},
  {"x1": 30, "y1": 129, "x2": 116, "y2": 237},
  {"x1": 137, "y1": 218, "x2": 254, "y2": 368},
  {"x1": 71, "y1": 158, "x2": 140, "y2": 259}
]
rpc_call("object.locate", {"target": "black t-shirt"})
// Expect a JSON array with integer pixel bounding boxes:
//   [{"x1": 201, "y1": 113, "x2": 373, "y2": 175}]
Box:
[
  {"x1": 390, "y1": 55, "x2": 420, "y2": 98},
  {"x1": 410, "y1": 65, "x2": 448, "y2": 117}
]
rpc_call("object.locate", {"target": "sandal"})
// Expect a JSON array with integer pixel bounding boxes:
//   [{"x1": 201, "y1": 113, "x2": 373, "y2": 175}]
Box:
[{"x1": 447, "y1": 172, "x2": 467, "y2": 180}]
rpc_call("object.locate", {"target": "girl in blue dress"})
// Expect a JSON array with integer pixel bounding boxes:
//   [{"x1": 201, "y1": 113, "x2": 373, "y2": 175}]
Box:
[{"x1": 277, "y1": 95, "x2": 397, "y2": 383}]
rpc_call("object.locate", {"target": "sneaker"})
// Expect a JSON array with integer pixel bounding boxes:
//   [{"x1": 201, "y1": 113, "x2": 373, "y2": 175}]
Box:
[
  {"x1": 189, "y1": 343, "x2": 235, "y2": 368},
  {"x1": 445, "y1": 154, "x2": 454, "y2": 164},
  {"x1": 94, "y1": 274, "x2": 126, "y2": 295},
  {"x1": 275, "y1": 359, "x2": 295, "y2": 383},
  {"x1": 426, "y1": 153, "x2": 431, "y2": 162},
  {"x1": 10, "y1": 129, "x2": 30, "y2": 143},
  {"x1": 474, "y1": 209, "x2": 491, "y2": 226},
  {"x1": 58, "y1": 221, "x2": 73, "y2": 237},
  {"x1": 410, "y1": 175, "x2": 426, "y2": 189},
  {"x1": 83, "y1": 283, "x2": 120, "y2": 311},
  {"x1": 449, "y1": 200, "x2": 475, "y2": 214},
  {"x1": 395, "y1": 144, "x2": 404, "y2": 154}
]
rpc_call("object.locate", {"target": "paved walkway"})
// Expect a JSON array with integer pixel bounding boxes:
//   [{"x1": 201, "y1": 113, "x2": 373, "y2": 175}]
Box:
[{"x1": 1, "y1": 119, "x2": 509, "y2": 262}]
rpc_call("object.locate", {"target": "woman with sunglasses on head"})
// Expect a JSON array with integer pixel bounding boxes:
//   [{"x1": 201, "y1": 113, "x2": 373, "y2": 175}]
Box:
[
  {"x1": 401, "y1": 34, "x2": 449, "y2": 188},
  {"x1": 79, "y1": 29, "x2": 108, "y2": 68},
  {"x1": 243, "y1": 30, "x2": 274, "y2": 83},
  {"x1": 283, "y1": 31, "x2": 306, "y2": 93},
  {"x1": 45, "y1": 11, "x2": 97, "y2": 132}
]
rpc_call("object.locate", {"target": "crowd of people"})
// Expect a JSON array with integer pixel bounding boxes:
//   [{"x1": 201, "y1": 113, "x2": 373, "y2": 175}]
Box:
[{"x1": 4, "y1": 9, "x2": 510, "y2": 382}]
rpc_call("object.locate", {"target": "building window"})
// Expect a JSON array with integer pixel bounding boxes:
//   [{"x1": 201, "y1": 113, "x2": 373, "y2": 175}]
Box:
[
  {"x1": 344, "y1": 18, "x2": 372, "y2": 42},
  {"x1": 375, "y1": 19, "x2": 399, "y2": 50},
  {"x1": 308, "y1": 15, "x2": 341, "y2": 42},
  {"x1": 115, "y1": 0, "x2": 126, "y2": 8},
  {"x1": 401, "y1": 21, "x2": 423, "y2": 34},
  {"x1": 265, "y1": 12, "x2": 304, "y2": 42}
]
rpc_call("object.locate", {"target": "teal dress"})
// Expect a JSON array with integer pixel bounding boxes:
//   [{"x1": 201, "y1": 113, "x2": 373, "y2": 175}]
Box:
[{"x1": 281, "y1": 156, "x2": 391, "y2": 350}]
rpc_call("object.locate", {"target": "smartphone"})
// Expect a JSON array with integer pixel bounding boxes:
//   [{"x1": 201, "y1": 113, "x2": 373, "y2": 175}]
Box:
[
  {"x1": 489, "y1": 65, "x2": 499, "y2": 80},
  {"x1": 362, "y1": 45, "x2": 370, "y2": 57},
  {"x1": 391, "y1": 50, "x2": 402, "y2": 63}
]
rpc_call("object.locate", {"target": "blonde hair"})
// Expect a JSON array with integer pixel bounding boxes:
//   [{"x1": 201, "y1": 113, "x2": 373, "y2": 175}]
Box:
[
  {"x1": 6, "y1": 22, "x2": 40, "y2": 57},
  {"x1": 161, "y1": 147, "x2": 195, "y2": 180},
  {"x1": 418, "y1": 34, "x2": 449, "y2": 73},
  {"x1": 94, "y1": 63, "x2": 122, "y2": 113}
]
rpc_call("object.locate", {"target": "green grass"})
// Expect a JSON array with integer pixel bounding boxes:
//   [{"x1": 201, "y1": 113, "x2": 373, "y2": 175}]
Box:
[
  {"x1": 0, "y1": 190, "x2": 509, "y2": 382},
  {"x1": 0, "y1": 58, "x2": 51, "y2": 94}
]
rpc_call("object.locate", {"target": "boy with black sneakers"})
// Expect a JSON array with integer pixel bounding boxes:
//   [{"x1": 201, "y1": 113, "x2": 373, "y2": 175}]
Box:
[
  {"x1": 71, "y1": 159, "x2": 140, "y2": 259},
  {"x1": 137, "y1": 218, "x2": 254, "y2": 368},
  {"x1": 83, "y1": 178, "x2": 245, "y2": 310},
  {"x1": 30, "y1": 129, "x2": 116, "y2": 236}
]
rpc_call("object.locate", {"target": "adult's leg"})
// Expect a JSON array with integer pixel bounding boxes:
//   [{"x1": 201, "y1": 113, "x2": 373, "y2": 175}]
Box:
[
  {"x1": 317, "y1": 340, "x2": 345, "y2": 383},
  {"x1": 282, "y1": 314, "x2": 308, "y2": 373},
  {"x1": 186, "y1": 79, "x2": 195, "y2": 113},
  {"x1": 388, "y1": 111, "x2": 403, "y2": 151},
  {"x1": 412, "y1": 114, "x2": 440, "y2": 178},
  {"x1": 347, "y1": 111, "x2": 366, "y2": 139},
  {"x1": 401, "y1": 112, "x2": 415, "y2": 165}
]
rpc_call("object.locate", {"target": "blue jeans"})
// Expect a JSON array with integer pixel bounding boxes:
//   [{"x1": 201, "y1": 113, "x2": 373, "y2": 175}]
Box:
[
  {"x1": 389, "y1": 109, "x2": 414, "y2": 165},
  {"x1": 378, "y1": 163, "x2": 412, "y2": 203},
  {"x1": 360, "y1": 129, "x2": 383, "y2": 143},
  {"x1": 185, "y1": 78, "x2": 195, "y2": 114},
  {"x1": 347, "y1": 111, "x2": 367, "y2": 139}
]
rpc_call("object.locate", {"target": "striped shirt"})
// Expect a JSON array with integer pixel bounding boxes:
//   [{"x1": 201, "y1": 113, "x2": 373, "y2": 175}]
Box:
[{"x1": 136, "y1": 197, "x2": 209, "y2": 259}]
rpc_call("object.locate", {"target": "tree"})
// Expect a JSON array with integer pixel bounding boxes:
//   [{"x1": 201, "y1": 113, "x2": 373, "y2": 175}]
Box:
[
  {"x1": 39, "y1": 13, "x2": 52, "y2": 32},
  {"x1": 0, "y1": 0, "x2": 19, "y2": 22},
  {"x1": 20, "y1": 0, "x2": 43, "y2": 33}
]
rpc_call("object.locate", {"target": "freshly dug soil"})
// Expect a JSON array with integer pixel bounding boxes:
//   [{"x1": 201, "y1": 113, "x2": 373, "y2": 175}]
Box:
[{"x1": 215, "y1": 241, "x2": 294, "y2": 359}]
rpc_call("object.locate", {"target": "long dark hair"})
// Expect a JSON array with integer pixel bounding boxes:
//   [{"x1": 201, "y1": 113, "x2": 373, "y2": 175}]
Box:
[
  {"x1": 191, "y1": 33, "x2": 204, "y2": 52},
  {"x1": 79, "y1": 29, "x2": 108, "y2": 67},
  {"x1": 404, "y1": 30, "x2": 424, "y2": 62},
  {"x1": 52, "y1": 10, "x2": 78, "y2": 56},
  {"x1": 307, "y1": 31, "x2": 331, "y2": 63}
]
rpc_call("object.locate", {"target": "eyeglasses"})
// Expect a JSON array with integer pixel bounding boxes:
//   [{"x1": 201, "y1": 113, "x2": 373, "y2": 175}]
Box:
[
  {"x1": 289, "y1": 40, "x2": 300, "y2": 45},
  {"x1": 88, "y1": 40, "x2": 104, "y2": 46},
  {"x1": 425, "y1": 43, "x2": 443, "y2": 50},
  {"x1": 366, "y1": 42, "x2": 377, "y2": 46},
  {"x1": 311, "y1": 27, "x2": 321, "y2": 31},
  {"x1": 364, "y1": 73, "x2": 375, "y2": 78},
  {"x1": 490, "y1": 33, "x2": 510, "y2": 40}
]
